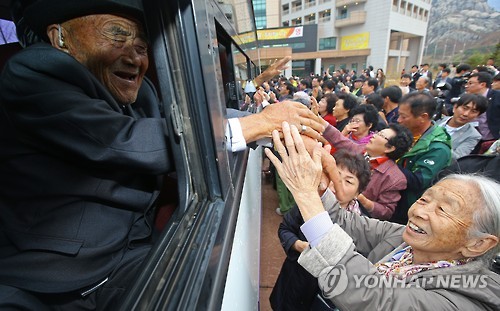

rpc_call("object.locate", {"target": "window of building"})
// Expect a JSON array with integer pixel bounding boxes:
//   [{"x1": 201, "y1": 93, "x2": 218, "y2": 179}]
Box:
[
  {"x1": 292, "y1": 0, "x2": 302, "y2": 12},
  {"x1": 338, "y1": 8, "x2": 348, "y2": 19},
  {"x1": 305, "y1": 13, "x2": 316, "y2": 25},
  {"x1": 319, "y1": 9, "x2": 331, "y2": 23},
  {"x1": 424, "y1": 10, "x2": 428, "y2": 21},
  {"x1": 283, "y1": 20, "x2": 290, "y2": 27},
  {"x1": 282, "y1": 3, "x2": 290, "y2": 15},
  {"x1": 292, "y1": 17, "x2": 302, "y2": 26},
  {"x1": 406, "y1": 4, "x2": 412, "y2": 16},
  {"x1": 255, "y1": 17, "x2": 266, "y2": 29},
  {"x1": 305, "y1": 0, "x2": 316, "y2": 9},
  {"x1": 400, "y1": 1, "x2": 406, "y2": 15},
  {"x1": 392, "y1": 0, "x2": 398, "y2": 12},
  {"x1": 253, "y1": 0, "x2": 266, "y2": 28},
  {"x1": 329, "y1": 64, "x2": 335, "y2": 73},
  {"x1": 290, "y1": 42, "x2": 306, "y2": 49},
  {"x1": 319, "y1": 37, "x2": 337, "y2": 50},
  {"x1": 351, "y1": 63, "x2": 358, "y2": 72}
]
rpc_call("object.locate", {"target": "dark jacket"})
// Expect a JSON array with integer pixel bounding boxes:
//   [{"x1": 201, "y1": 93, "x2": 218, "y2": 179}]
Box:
[
  {"x1": 0, "y1": 43, "x2": 170, "y2": 293},
  {"x1": 270, "y1": 205, "x2": 322, "y2": 311},
  {"x1": 409, "y1": 72, "x2": 421, "y2": 89},
  {"x1": 486, "y1": 89, "x2": 500, "y2": 139}
]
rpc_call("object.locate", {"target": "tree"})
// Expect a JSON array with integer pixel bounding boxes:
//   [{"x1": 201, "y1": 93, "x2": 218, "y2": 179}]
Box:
[
  {"x1": 466, "y1": 53, "x2": 488, "y2": 68},
  {"x1": 490, "y1": 41, "x2": 500, "y2": 65}
]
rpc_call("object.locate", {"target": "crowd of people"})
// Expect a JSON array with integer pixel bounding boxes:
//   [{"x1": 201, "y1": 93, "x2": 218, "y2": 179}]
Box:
[
  {"x1": 258, "y1": 59, "x2": 500, "y2": 220},
  {"x1": 258, "y1": 59, "x2": 500, "y2": 309},
  {"x1": 0, "y1": 0, "x2": 499, "y2": 310}
]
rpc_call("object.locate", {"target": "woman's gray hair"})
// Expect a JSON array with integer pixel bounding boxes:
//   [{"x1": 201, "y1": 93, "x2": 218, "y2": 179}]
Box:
[{"x1": 441, "y1": 174, "x2": 500, "y2": 261}]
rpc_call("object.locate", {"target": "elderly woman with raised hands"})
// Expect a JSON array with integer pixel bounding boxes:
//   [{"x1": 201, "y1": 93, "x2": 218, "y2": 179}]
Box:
[{"x1": 265, "y1": 121, "x2": 500, "y2": 311}]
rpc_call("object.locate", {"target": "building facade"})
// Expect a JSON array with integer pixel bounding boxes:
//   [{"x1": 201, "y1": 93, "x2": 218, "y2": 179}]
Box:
[{"x1": 273, "y1": 0, "x2": 432, "y2": 77}]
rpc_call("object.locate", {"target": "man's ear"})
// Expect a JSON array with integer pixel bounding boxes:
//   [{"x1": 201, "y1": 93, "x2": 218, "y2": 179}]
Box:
[
  {"x1": 46, "y1": 24, "x2": 67, "y2": 51},
  {"x1": 384, "y1": 145, "x2": 396, "y2": 154},
  {"x1": 462, "y1": 235, "x2": 499, "y2": 258},
  {"x1": 420, "y1": 112, "x2": 430, "y2": 122}
]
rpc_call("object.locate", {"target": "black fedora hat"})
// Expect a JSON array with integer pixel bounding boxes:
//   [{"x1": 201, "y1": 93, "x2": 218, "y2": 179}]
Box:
[{"x1": 22, "y1": 0, "x2": 145, "y2": 38}]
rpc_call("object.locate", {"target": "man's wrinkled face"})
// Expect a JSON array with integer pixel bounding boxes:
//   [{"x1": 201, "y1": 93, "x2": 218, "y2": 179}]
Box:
[
  {"x1": 416, "y1": 77, "x2": 427, "y2": 91},
  {"x1": 62, "y1": 14, "x2": 149, "y2": 105},
  {"x1": 397, "y1": 103, "x2": 421, "y2": 134}
]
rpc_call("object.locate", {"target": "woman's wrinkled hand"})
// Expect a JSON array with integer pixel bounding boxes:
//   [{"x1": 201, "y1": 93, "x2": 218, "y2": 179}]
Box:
[
  {"x1": 265, "y1": 122, "x2": 326, "y2": 221},
  {"x1": 265, "y1": 122, "x2": 322, "y2": 200}
]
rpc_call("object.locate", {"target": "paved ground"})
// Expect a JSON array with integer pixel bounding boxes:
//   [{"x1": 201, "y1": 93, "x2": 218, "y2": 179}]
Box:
[{"x1": 259, "y1": 172, "x2": 285, "y2": 311}]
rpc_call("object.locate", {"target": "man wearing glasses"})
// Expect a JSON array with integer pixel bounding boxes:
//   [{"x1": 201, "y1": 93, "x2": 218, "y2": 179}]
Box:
[{"x1": 465, "y1": 72, "x2": 500, "y2": 143}]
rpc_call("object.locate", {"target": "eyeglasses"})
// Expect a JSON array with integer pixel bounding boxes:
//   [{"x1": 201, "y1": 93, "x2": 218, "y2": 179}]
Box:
[
  {"x1": 466, "y1": 81, "x2": 479, "y2": 85},
  {"x1": 349, "y1": 118, "x2": 364, "y2": 123},
  {"x1": 375, "y1": 131, "x2": 390, "y2": 141}
]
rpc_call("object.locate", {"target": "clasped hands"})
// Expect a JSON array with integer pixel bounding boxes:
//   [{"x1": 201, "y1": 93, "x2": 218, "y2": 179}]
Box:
[
  {"x1": 265, "y1": 121, "x2": 339, "y2": 221},
  {"x1": 261, "y1": 101, "x2": 328, "y2": 145}
]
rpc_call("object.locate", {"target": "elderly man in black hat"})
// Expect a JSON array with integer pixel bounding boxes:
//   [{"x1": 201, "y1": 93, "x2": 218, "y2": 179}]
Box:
[
  {"x1": 351, "y1": 77, "x2": 364, "y2": 97},
  {"x1": 0, "y1": 1, "x2": 166, "y2": 310},
  {"x1": 0, "y1": 0, "x2": 324, "y2": 309}
]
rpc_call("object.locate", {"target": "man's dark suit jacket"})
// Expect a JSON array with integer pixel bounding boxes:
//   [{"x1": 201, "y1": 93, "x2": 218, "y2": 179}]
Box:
[
  {"x1": 409, "y1": 72, "x2": 421, "y2": 89},
  {"x1": 0, "y1": 44, "x2": 171, "y2": 293},
  {"x1": 486, "y1": 88, "x2": 500, "y2": 139}
]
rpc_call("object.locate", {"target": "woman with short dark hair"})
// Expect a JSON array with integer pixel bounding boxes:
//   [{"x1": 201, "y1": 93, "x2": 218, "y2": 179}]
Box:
[
  {"x1": 342, "y1": 104, "x2": 379, "y2": 145},
  {"x1": 333, "y1": 93, "x2": 358, "y2": 132},
  {"x1": 316, "y1": 93, "x2": 338, "y2": 127}
]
